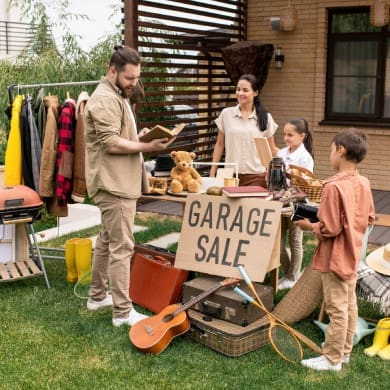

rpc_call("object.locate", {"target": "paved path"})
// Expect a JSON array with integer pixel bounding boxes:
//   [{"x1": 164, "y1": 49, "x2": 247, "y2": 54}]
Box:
[
  {"x1": 145, "y1": 232, "x2": 181, "y2": 249},
  {"x1": 36, "y1": 203, "x2": 180, "y2": 249},
  {"x1": 36, "y1": 203, "x2": 102, "y2": 243}
]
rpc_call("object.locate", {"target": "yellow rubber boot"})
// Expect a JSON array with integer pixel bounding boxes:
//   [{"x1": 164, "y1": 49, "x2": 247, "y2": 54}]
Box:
[
  {"x1": 364, "y1": 318, "x2": 390, "y2": 357},
  {"x1": 377, "y1": 344, "x2": 390, "y2": 360},
  {"x1": 65, "y1": 238, "x2": 80, "y2": 283},
  {"x1": 74, "y1": 238, "x2": 92, "y2": 285}
]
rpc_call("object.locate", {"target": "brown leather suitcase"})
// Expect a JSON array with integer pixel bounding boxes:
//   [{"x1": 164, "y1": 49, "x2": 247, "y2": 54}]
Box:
[
  {"x1": 182, "y1": 275, "x2": 274, "y2": 327},
  {"x1": 187, "y1": 309, "x2": 270, "y2": 357},
  {"x1": 130, "y1": 247, "x2": 189, "y2": 313},
  {"x1": 132, "y1": 244, "x2": 176, "y2": 265}
]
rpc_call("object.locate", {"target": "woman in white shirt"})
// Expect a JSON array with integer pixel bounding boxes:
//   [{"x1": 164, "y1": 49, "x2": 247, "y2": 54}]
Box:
[{"x1": 210, "y1": 74, "x2": 279, "y2": 187}]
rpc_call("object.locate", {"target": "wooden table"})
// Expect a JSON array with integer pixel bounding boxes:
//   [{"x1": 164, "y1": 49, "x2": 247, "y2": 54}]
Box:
[
  {"x1": 139, "y1": 193, "x2": 187, "y2": 205},
  {"x1": 375, "y1": 213, "x2": 390, "y2": 227},
  {"x1": 138, "y1": 193, "x2": 187, "y2": 216}
]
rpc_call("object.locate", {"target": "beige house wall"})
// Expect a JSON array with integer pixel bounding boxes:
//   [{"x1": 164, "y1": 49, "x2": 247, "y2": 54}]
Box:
[{"x1": 247, "y1": 0, "x2": 389, "y2": 190}]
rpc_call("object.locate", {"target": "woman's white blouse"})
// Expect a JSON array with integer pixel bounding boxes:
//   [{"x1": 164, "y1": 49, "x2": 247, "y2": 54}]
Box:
[{"x1": 215, "y1": 105, "x2": 278, "y2": 174}]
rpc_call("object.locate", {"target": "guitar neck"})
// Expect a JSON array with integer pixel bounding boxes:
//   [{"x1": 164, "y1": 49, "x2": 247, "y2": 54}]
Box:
[{"x1": 173, "y1": 279, "x2": 236, "y2": 317}]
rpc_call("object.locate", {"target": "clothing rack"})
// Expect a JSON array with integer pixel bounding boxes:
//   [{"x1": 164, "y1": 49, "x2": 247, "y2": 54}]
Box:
[
  {"x1": 8, "y1": 80, "x2": 100, "y2": 105},
  {"x1": 6, "y1": 80, "x2": 101, "y2": 242}
]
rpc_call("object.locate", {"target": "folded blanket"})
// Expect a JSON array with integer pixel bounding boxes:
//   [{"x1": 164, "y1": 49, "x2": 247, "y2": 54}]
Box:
[{"x1": 357, "y1": 261, "x2": 390, "y2": 315}]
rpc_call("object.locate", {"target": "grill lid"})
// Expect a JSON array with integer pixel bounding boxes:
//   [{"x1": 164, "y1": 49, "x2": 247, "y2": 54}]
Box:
[{"x1": 0, "y1": 185, "x2": 43, "y2": 212}]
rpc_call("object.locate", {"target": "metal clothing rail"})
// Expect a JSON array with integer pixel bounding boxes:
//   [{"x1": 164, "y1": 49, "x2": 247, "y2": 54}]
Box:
[{"x1": 7, "y1": 80, "x2": 100, "y2": 104}]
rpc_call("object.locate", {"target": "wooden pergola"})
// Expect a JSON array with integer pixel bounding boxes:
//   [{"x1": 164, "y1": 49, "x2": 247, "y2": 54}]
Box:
[{"x1": 122, "y1": 0, "x2": 268, "y2": 171}]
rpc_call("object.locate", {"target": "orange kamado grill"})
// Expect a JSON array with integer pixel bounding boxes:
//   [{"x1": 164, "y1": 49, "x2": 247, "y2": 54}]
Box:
[
  {"x1": 0, "y1": 185, "x2": 43, "y2": 224},
  {"x1": 0, "y1": 185, "x2": 50, "y2": 288}
]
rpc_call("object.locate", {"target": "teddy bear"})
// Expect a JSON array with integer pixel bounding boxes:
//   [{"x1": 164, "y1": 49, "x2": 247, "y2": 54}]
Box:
[{"x1": 169, "y1": 151, "x2": 202, "y2": 194}]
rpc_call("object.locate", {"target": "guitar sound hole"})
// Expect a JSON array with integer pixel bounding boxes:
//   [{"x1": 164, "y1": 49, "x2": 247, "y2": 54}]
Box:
[{"x1": 163, "y1": 314, "x2": 174, "y2": 322}]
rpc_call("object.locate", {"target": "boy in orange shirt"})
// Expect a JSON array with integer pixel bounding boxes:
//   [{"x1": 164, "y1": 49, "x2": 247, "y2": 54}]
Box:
[{"x1": 295, "y1": 128, "x2": 375, "y2": 371}]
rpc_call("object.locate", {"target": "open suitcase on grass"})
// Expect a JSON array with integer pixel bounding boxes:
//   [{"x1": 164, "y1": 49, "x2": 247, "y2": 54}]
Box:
[
  {"x1": 130, "y1": 244, "x2": 189, "y2": 313},
  {"x1": 187, "y1": 309, "x2": 270, "y2": 357},
  {"x1": 182, "y1": 275, "x2": 274, "y2": 327}
]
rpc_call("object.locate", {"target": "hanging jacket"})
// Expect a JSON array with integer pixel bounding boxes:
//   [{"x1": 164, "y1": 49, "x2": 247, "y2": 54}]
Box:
[
  {"x1": 20, "y1": 98, "x2": 34, "y2": 190},
  {"x1": 39, "y1": 95, "x2": 59, "y2": 197},
  {"x1": 56, "y1": 100, "x2": 76, "y2": 206},
  {"x1": 4, "y1": 95, "x2": 23, "y2": 186},
  {"x1": 27, "y1": 96, "x2": 42, "y2": 192},
  {"x1": 71, "y1": 91, "x2": 89, "y2": 203},
  {"x1": 34, "y1": 88, "x2": 46, "y2": 143}
]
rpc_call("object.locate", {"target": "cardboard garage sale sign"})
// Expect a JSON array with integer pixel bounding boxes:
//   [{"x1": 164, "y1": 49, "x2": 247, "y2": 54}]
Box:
[{"x1": 175, "y1": 194, "x2": 281, "y2": 283}]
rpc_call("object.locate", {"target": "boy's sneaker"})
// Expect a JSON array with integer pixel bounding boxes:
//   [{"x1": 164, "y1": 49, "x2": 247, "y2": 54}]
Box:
[
  {"x1": 301, "y1": 355, "x2": 342, "y2": 371},
  {"x1": 112, "y1": 308, "x2": 149, "y2": 327},
  {"x1": 87, "y1": 294, "x2": 113, "y2": 311},
  {"x1": 342, "y1": 354, "x2": 350, "y2": 364}
]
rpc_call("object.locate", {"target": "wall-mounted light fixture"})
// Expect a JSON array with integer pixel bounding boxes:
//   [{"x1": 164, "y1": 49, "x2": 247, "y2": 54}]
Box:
[
  {"x1": 274, "y1": 47, "x2": 284, "y2": 69},
  {"x1": 270, "y1": 17, "x2": 281, "y2": 31}
]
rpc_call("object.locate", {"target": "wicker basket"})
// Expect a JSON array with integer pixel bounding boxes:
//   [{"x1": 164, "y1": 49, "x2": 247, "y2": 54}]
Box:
[
  {"x1": 298, "y1": 182, "x2": 323, "y2": 203},
  {"x1": 287, "y1": 164, "x2": 322, "y2": 203},
  {"x1": 287, "y1": 165, "x2": 313, "y2": 186},
  {"x1": 287, "y1": 164, "x2": 313, "y2": 180}
]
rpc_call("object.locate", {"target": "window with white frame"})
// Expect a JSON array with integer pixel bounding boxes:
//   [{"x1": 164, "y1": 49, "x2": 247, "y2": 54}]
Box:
[{"x1": 325, "y1": 7, "x2": 390, "y2": 125}]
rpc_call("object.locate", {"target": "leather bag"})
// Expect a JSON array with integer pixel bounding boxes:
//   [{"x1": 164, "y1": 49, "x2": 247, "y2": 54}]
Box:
[{"x1": 130, "y1": 250, "x2": 188, "y2": 313}]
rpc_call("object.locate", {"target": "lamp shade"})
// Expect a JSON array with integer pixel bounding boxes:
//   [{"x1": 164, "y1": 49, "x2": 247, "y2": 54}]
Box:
[
  {"x1": 280, "y1": 7, "x2": 297, "y2": 31},
  {"x1": 370, "y1": 0, "x2": 389, "y2": 27}
]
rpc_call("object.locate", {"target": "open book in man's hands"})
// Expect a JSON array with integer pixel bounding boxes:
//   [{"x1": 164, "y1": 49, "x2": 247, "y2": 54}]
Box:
[{"x1": 139, "y1": 123, "x2": 185, "y2": 143}]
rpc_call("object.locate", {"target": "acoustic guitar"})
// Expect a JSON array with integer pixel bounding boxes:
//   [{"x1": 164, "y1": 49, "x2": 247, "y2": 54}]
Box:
[{"x1": 129, "y1": 277, "x2": 239, "y2": 355}]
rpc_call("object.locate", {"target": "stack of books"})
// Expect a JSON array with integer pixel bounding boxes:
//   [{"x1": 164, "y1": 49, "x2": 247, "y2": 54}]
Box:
[
  {"x1": 222, "y1": 185, "x2": 273, "y2": 199},
  {"x1": 153, "y1": 170, "x2": 172, "y2": 178}
]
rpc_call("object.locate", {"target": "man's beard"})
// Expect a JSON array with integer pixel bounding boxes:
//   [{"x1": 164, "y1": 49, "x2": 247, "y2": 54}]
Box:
[{"x1": 115, "y1": 75, "x2": 133, "y2": 98}]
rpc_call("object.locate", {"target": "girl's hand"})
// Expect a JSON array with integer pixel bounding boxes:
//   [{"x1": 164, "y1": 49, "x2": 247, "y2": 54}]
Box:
[{"x1": 293, "y1": 218, "x2": 313, "y2": 232}]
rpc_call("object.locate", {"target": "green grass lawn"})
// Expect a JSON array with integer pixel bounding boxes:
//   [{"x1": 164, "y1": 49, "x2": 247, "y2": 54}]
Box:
[{"x1": 0, "y1": 215, "x2": 388, "y2": 389}]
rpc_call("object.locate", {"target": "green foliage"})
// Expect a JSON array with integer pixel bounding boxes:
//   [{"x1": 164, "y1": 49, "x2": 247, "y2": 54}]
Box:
[
  {"x1": 0, "y1": 1, "x2": 121, "y2": 164},
  {"x1": 0, "y1": 31, "x2": 121, "y2": 163},
  {"x1": 0, "y1": 2, "x2": 175, "y2": 164},
  {"x1": 33, "y1": 206, "x2": 57, "y2": 232},
  {"x1": 9, "y1": 0, "x2": 90, "y2": 31}
]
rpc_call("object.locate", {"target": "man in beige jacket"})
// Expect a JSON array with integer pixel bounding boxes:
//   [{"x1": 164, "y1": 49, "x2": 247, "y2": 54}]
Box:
[{"x1": 85, "y1": 45, "x2": 171, "y2": 327}]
